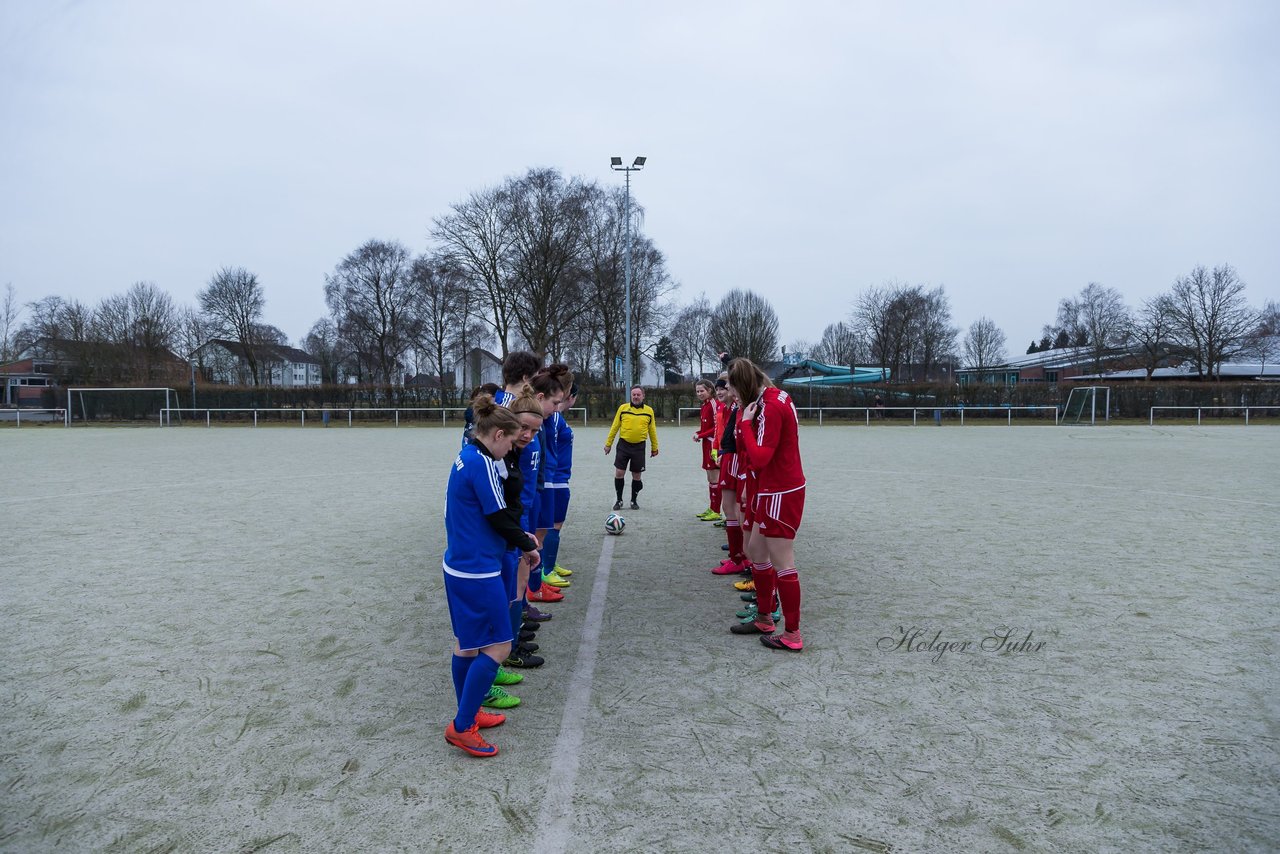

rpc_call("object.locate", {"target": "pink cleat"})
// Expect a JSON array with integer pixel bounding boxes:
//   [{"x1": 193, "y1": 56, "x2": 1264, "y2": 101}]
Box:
[{"x1": 711, "y1": 559, "x2": 746, "y2": 575}]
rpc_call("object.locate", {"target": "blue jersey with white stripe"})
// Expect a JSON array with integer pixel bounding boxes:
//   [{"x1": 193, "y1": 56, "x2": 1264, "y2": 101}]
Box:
[
  {"x1": 518, "y1": 433, "x2": 540, "y2": 527},
  {"x1": 443, "y1": 443, "x2": 509, "y2": 577},
  {"x1": 546, "y1": 411, "x2": 573, "y2": 483},
  {"x1": 539, "y1": 414, "x2": 559, "y2": 483}
]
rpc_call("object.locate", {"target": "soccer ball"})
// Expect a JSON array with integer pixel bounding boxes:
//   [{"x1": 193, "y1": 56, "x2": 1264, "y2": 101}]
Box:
[{"x1": 605, "y1": 512, "x2": 626, "y2": 535}]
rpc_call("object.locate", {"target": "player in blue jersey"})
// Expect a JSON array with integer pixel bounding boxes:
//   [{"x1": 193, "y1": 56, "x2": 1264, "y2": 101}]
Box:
[
  {"x1": 499, "y1": 385, "x2": 567, "y2": 670},
  {"x1": 530, "y1": 366, "x2": 574, "y2": 590},
  {"x1": 542, "y1": 382, "x2": 577, "y2": 582},
  {"x1": 442, "y1": 395, "x2": 541, "y2": 758},
  {"x1": 497, "y1": 350, "x2": 541, "y2": 408},
  {"x1": 461, "y1": 383, "x2": 500, "y2": 447}
]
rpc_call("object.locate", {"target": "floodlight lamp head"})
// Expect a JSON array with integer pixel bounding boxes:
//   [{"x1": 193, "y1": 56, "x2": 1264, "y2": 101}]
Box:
[
  {"x1": 633, "y1": 156, "x2": 646, "y2": 167},
  {"x1": 610, "y1": 156, "x2": 623, "y2": 167}
]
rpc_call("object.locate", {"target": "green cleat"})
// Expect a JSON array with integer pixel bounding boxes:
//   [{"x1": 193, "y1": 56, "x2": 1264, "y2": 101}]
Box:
[
  {"x1": 482, "y1": 685, "x2": 521, "y2": 709},
  {"x1": 493, "y1": 666, "x2": 523, "y2": 686}
]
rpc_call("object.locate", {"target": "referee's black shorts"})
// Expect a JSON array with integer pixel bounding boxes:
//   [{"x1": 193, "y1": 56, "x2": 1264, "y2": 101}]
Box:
[{"x1": 613, "y1": 439, "x2": 646, "y2": 473}]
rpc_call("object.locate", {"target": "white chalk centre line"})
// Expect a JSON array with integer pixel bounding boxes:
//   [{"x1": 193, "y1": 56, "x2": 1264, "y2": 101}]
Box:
[{"x1": 532, "y1": 534, "x2": 616, "y2": 853}]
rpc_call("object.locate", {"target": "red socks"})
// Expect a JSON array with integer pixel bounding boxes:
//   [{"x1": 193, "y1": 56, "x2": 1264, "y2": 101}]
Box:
[
  {"x1": 709, "y1": 483, "x2": 722, "y2": 513},
  {"x1": 776, "y1": 568, "x2": 801, "y2": 632},
  {"x1": 725, "y1": 520, "x2": 744, "y2": 563},
  {"x1": 751, "y1": 562, "x2": 776, "y2": 624}
]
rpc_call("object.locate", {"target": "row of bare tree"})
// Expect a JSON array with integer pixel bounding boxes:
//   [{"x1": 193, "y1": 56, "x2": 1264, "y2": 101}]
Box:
[
  {"x1": 1025, "y1": 267, "x2": 1278, "y2": 378},
  {"x1": 1, "y1": 167, "x2": 683, "y2": 388},
  {"x1": 300, "y1": 168, "x2": 677, "y2": 387}
]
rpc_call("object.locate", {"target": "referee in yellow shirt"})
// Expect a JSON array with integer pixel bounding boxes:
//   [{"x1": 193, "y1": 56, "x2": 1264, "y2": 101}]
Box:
[{"x1": 604, "y1": 385, "x2": 659, "y2": 510}]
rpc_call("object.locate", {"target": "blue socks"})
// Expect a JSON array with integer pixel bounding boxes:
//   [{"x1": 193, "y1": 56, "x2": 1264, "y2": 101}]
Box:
[
  {"x1": 451, "y1": 653, "x2": 474, "y2": 701},
  {"x1": 509, "y1": 600, "x2": 523, "y2": 642},
  {"x1": 542, "y1": 528, "x2": 562, "y2": 574},
  {"x1": 454, "y1": 653, "x2": 499, "y2": 731}
]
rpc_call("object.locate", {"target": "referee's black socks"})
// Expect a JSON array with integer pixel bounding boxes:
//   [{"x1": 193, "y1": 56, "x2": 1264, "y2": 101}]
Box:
[
  {"x1": 631, "y1": 480, "x2": 643, "y2": 502},
  {"x1": 615, "y1": 477, "x2": 624, "y2": 501}
]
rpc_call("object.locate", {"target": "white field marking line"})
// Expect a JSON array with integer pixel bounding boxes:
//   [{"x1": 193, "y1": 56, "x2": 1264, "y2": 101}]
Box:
[
  {"x1": 533, "y1": 534, "x2": 615, "y2": 853},
  {"x1": 0, "y1": 470, "x2": 410, "y2": 506},
  {"x1": 848, "y1": 467, "x2": 1280, "y2": 509}
]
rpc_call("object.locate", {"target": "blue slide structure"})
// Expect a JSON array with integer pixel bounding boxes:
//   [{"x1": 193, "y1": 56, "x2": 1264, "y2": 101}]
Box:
[{"x1": 781, "y1": 360, "x2": 890, "y2": 387}]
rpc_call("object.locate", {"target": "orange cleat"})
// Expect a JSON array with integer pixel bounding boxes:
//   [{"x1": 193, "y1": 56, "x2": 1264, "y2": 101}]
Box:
[{"x1": 445, "y1": 721, "x2": 498, "y2": 757}]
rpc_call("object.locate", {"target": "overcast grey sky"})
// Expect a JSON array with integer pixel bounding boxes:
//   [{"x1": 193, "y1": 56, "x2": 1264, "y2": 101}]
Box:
[{"x1": 2, "y1": 0, "x2": 1277, "y2": 354}]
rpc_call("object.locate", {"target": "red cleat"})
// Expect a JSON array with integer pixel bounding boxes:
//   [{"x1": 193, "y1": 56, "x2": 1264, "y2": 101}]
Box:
[
  {"x1": 474, "y1": 710, "x2": 506, "y2": 728},
  {"x1": 528, "y1": 586, "x2": 565, "y2": 603},
  {"x1": 445, "y1": 721, "x2": 498, "y2": 757}
]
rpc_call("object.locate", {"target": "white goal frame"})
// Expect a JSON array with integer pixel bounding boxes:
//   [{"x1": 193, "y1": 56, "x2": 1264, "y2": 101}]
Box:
[
  {"x1": 1061, "y1": 386, "x2": 1110, "y2": 425},
  {"x1": 65, "y1": 388, "x2": 179, "y2": 426}
]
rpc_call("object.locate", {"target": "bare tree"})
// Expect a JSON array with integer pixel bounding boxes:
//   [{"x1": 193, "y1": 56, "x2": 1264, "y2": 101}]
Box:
[
  {"x1": 1167, "y1": 264, "x2": 1257, "y2": 379},
  {"x1": 18, "y1": 295, "x2": 92, "y2": 352},
  {"x1": 303, "y1": 318, "x2": 345, "y2": 385},
  {"x1": 577, "y1": 183, "x2": 628, "y2": 385},
  {"x1": 670, "y1": 295, "x2": 714, "y2": 377},
  {"x1": 811, "y1": 321, "x2": 864, "y2": 366},
  {"x1": 916, "y1": 285, "x2": 958, "y2": 381},
  {"x1": 325, "y1": 240, "x2": 417, "y2": 387},
  {"x1": 255, "y1": 324, "x2": 291, "y2": 346},
  {"x1": 625, "y1": 236, "x2": 678, "y2": 373},
  {"x1": 855, "y1": 283, "x2": 899, "y2": 380},
  {"x1": 856, "y1": 282, "x2": 950, "y2": 381},
  {"x1": 711, "y1": 289, "x2": 779, "y2": 365},
  {"x1": 1132, "y1": 294, "x2": 1176, "y2": 379},
  {"x1": 1245, "y1": 299, "x2": 1279, "y2": 371},
  {"x1": 963, "y1": 317, "x2": 1007, "y2": 371},
  {"x1": 411, "y1": 254, "x2": 468, "y2": 390},
  {"x1": 506, "y1": 168, "x2": 590, "y2": 359},
  {"x1": 1073, "y1": 282, "x2": 1132, "y2": 371},
  {"x1": 432, "y1": 184, "x2": 518, "y2": 356},
  {"x1": 177, "y1": 306, "x2": 214, "y2": 373},
  {"x1": 1, "y1": 283, "x2": 20, "y2": 361},
  {"x1": 199, "y1": 266, "x2": 267, "y2": 385},
  {"x1": 1045, "y1": 296, "x2": 1088, "y2": 349}
]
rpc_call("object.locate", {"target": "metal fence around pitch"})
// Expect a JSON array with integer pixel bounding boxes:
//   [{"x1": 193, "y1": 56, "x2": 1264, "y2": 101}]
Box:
[
  {"x1": 0, "y1": 408, "x2": 68, "y2": 427},
  {"x1": 161, "y1": 407, "x2": 589, "y2": 428},
  {"x1": 677, "y1": 405, "x2": 1060, "y2": 426},
  {"x1": 1149, "y1": 405, "x2": 1280, "y2": 426}
]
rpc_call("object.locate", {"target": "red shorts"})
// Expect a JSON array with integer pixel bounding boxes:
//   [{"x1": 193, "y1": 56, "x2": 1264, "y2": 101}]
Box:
[
  {"x1": 753, "y1": 486, "x2": 805, "y2": 540},
  {"x1": 716, "y1": 452, "x2": 737, "y2": 489},
  {"x1": 738, "y1": 470, "x2": 757, "y2": 528},
  {"x1": 700, "y1": 440, "x2": 718, "y2": 471}
]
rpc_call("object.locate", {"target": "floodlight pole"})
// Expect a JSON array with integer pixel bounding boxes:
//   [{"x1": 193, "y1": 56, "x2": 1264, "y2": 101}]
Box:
[{"x1": 611, "y1": 156, "x2": 646, "y2": 389}]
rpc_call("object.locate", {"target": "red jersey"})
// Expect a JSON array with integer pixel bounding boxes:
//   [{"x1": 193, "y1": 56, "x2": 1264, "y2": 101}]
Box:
[
  {"x1": 711, "y1": 399, "x2": 727, "y2": 451},
  {"x1": 738, "y1": 387, "x2": 805, "y2": 492},
  {"x1": 695, "y1": 399, "x2": 717, "y2": 441}
]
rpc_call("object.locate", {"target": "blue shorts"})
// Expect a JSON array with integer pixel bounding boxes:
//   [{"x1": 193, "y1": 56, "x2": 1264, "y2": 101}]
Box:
[
  {"x1": 536, "y1": 488, "x2": 555, "y2": 530},
  {"x1": 443, "y1": 568, "x2": 514, "y2": 651},
  {"x1": 548, "y1": 483, "x2": 571, "y2": 525}
]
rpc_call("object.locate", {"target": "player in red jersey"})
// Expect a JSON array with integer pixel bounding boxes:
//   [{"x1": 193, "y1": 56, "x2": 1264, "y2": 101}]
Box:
[
  {"x1": 725, "y1": 358, "x2": 806, "y2": 651},
  {"x1": 692, "y1": 379, "x2": 723, "y2": 521}
]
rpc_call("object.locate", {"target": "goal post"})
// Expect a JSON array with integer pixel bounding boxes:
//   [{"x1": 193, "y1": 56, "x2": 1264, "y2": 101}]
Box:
[
  {"x1": 64, "y1": 388, "x2": 180, "y2": 425},
  {"x1": 1061, "y1": 386, "x2": 1110, "y2": 425}
]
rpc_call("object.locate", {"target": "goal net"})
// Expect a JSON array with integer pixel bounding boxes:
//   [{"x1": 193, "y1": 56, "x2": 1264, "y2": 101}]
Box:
[
  {"x1": 1061, "y1": 386, "x2": 1110, "y2": 425},
  {"x1": 65, "y1": 388, "x2": 181, "y2": 425}
]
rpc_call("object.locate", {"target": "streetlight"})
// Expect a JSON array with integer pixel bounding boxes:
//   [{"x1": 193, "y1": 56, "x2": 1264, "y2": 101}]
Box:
[{"x1": 610, "y1": 155, "x2": 646, "y2": 389}]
